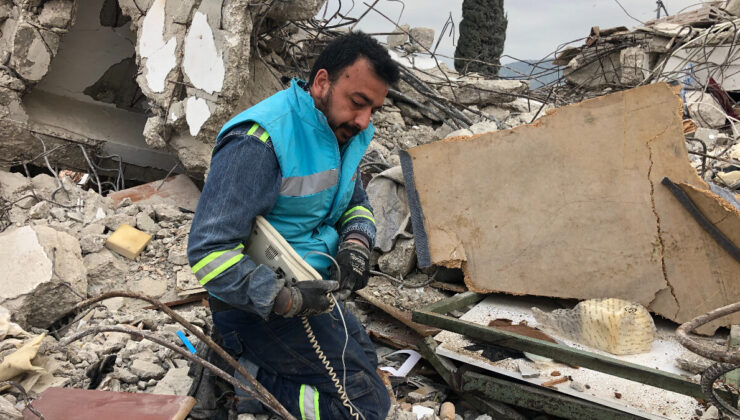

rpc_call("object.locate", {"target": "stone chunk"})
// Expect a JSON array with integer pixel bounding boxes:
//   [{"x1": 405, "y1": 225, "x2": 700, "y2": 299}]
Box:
[
  {"x1": 29, "y1": 201, "x2": 51, "y2": 219},
  {"x1": 84, "y1": 249, "x2": 127, "y2": 296},
  {"x1": 0, "y1": 396, "x2": 22, "y2": 420},
  {"x1": 686, "y1": 90, "x2": 726, "y2": 128},
  {"x1": 378, "y1": 238, "x2": 416, "y2": 278},
  {"x1": 10, "y1": 24, "x2": 53, "y2": 81},
  {"x1": 152, "y1": 366, "x2": 192, "y2": 396},
  {"x1": 38, "y1": 0, "x2": 75, "y2": 28},
  {"x1": 130, "y1": 359, "x2": 165, "y2": 380},
  {"x1": 0, "y1": 226, "x2": 86, "y2": 329},
  {"x1": 438, "y1": 78, "x2": 529, "y2": 106},
  {"x1": 387, "y1": 24, "x2": 410, "y2": 48},
  {"x1": 409, "y1": 27, "x2": 434, "y2": 51},
  {"x1": 105, "y1": 224, "x2": 152, "y2": 260}
]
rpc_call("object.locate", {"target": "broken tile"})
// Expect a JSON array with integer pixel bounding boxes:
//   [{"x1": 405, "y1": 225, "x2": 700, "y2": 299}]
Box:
[
  {"x1": 105, "y1": 224, "x2": 152, "y2": 260},
  {"x1": 402, "y1": 83, "x2": 740, "y2": 333}
]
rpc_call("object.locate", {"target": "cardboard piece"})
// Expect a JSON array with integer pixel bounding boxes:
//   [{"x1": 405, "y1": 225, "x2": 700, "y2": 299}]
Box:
[{"x1": 403, "y1": 83, "x2": 740, "y2": 333}]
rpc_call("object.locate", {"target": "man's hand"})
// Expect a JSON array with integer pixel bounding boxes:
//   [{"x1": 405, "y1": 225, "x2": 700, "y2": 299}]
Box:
[
  {"x1": 332, "y1": 241, "x2": 370, "y2": 300},
  {"x1": 274, "y1": 280, "x2": 339, "y2": 318}
]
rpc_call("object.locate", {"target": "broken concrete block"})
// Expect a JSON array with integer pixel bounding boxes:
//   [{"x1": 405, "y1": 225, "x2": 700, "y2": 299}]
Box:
[
  {"x1": 28, "y1": 201, "x2": 51, "y2": 219},
  {"x1": 438, "y1": 78, "x2": 528, "y2": 106},
  {"x1": 84, "y1": 249, "x2": 128, "y2": 296},
  {"x1": 102, "y1": 214, "x2": 137, "y2": 231},
  {"x1": 445, "y1": 128, "x2": 473, "y2": 139},
  {"x1": 686, "y1": 90, "x2": 726, "y2": 128},
  {"x1": 38, "y1": 0, "x2": 74, "y2": 28},
  {"x1": 130, "y1": 359, "x2": 165, "y2": 380},
  {"x1": 403, "y1": 83, "x2": 740, "y2": 333},
  {"x1": 715, "y1": 171, "x2": 740, "y2": 189},
  {"x1": 266, "y1": 0, "x2": 325, "y2": 21},
  {"x1": 387, "y1": 24, "x2": 410, "y2": 48},
  {"x1": 0, "y1": 170, "x2": 30, "y2": 197},
  {"x1": 0, "y1": 396, "x2": 22, "y2": 420},
  {"x1": 0, "y1": 226, "x2": 86, "y2": 329},
  {"x1": 152, "y1": 366, "x2": 193, "y2": 396},
  {"x1": 10, "y1": 24, "x2": 54, "y2": 81},
  {"x1": 619, "y1": 47, "x2": 649, "y2": 85},
  {"x1": 409, "y1": 27, "x2": 434, "y2": 51},
  {"x1": 131, "y1": 275, "x2": 167, "y2": 299},
  {"x1": 105, "y1": 224, "x2": 152, "y2": 260},
  {"x1": 135, "y1": 213, "x2": 159, "y2": 233},
  {"x1": 79, "y1": 234, "x2": 106, "y2": 255},
  {"x1": 167, "y1": 241, "x2": 188, "y2": 265},
  {"x1": 378, "y1": 238, "x2": 417, "y2": 278},
  {"x1": 153, "y1": 204, "x2": 190, "y2": 223},
  {"x1": 469, "y1": 121, "x2": 498, "y2": 135},
  {"x1": 516, "y1": 360, "x2": 539, "y2": 378}
]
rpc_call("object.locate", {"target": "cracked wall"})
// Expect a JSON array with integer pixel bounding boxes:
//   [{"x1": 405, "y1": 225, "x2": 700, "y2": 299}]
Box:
[{"x1": 1, "y1": 0, "x2": 325, "y2": 177}]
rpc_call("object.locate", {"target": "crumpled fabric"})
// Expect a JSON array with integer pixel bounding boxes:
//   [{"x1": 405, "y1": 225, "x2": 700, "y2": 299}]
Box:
[
  {"x1": 0, "y1": 306, "x2": 27, "y2": 341},
  {"x1": 366, "y1": 166, "x2": 413, "y2": 252},
  {"x1": 0, "y1": 333, "x2": 46, "y2": 382}
]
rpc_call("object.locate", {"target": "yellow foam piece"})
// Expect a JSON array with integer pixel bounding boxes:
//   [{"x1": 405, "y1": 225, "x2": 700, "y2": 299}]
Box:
[{"x1": 105, "y1": 224, "x2": 152, "y2": 260}]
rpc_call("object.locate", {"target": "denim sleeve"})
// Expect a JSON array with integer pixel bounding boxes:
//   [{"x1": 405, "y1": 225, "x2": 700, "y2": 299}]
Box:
[
  {"x1": 339, "y1": 168, "x2": 376, "y2": 249},
  {"x1": 187, "y1": 124, "x2": 284, "y2": 319}
]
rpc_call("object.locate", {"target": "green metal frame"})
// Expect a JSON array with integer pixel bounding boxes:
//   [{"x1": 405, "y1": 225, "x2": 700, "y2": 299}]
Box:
[
  {"x1": 418, "y1": 337, "x2": 634, "y2": 420},
  {"x1": 412, "y1": 292, "x2": 734, "y2": 402}
]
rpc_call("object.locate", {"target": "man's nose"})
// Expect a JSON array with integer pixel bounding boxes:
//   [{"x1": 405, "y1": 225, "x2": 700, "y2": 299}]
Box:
[{"x1": 354, "y1": 108, "x2": 372, "y2": 130}]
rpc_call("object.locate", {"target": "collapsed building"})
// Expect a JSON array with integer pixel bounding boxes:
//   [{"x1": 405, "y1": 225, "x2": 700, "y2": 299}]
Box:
[{"x1": 0, "y1": 1, "x2": 739, "y2": 419}]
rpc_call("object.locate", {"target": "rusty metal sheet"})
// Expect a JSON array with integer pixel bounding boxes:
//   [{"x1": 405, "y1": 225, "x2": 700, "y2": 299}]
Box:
[{"x1": 23, "y1": 387, "x2": 196, "y2": 420}]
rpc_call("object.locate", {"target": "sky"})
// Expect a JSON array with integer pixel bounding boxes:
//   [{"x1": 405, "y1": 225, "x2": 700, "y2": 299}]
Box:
[{"x1": 320, "y1": 0, "x2": 704, "y2": 64}]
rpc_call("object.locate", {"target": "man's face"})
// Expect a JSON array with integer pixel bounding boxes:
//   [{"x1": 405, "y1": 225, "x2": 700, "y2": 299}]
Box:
[{"x1": 311, "y1": 57, "x2": 388, "y2": 144}]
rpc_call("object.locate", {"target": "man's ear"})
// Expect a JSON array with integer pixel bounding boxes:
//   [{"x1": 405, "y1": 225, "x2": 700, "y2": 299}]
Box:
[{"x1": 311, "y1": 69, "x2": 330, "y2": 98}]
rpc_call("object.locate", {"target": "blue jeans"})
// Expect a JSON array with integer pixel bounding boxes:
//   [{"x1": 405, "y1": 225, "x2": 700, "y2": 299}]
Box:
[{"x1": 212, "y1": 303, "x2": 391, "y2": 419}]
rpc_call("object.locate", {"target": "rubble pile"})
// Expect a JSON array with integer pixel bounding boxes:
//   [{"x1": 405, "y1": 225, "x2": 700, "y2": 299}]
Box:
[{"x1": 1, "y1": 1, "x2": 740, "y2": 419}]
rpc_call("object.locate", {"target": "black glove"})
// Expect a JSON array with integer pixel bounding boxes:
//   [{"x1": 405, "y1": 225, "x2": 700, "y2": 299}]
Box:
[
  {"x1": 331, "y1": 241, "x2": 370, "y2": 299},
  {"x1": 278, "y1": 280, "x2": 339, "y2": 318}
]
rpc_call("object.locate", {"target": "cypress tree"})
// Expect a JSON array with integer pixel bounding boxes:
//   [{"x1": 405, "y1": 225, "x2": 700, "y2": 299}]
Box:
[{"x1": 454, "y1": 0, "x2": 507, "y2": 77}]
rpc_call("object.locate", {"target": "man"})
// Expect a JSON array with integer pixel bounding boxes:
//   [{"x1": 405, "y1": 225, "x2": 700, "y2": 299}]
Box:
[{"x1": 187, "y1": 32, "x2": 399, "y2": 419}]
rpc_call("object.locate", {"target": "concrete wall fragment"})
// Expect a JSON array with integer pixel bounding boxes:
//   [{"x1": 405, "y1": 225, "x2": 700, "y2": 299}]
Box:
[
  {"x1": 0, "y1": 225, "x2": 87, "y2": 329},
  {"x1": 403, "y1": 83, "x2": 740, "y2": 334}
]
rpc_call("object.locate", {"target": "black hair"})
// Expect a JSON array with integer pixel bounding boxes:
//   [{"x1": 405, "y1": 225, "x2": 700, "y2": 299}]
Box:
[{"x1": 307, "y1": 31, "x2": 400, "y2": 87}]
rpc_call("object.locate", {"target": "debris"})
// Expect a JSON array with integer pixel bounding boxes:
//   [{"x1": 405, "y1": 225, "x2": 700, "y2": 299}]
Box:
[
  {"x1": 541, "y1": 376, "x2": 568, "y2": 388},
  {"x1": 685, "y1": 90, "x2": 727, "y2": 128},
  {"x1": 516, "y1": 360, "x2": 540, "y2": 378},
  {"x1": 357, "y1": 287, "x2": 441, "y2": 337},
  {"x1": 532, "y1": 298, "x2": 656, "y2": 355},
  {"x1": 378, "y1": 237, "x2": 417, "y2": 277},
  {"x1": 403, "y1": 83, "x2": 740, "y2": 333},
  {"x1": 0, "y1": 397, "x2": 22, "y2": 420},
  {"x1": 569, "y1": 381, "x2": 586, "y2": 392},
  {"x1": 366, "y1": 166, "x2": 412, "y2": 253},
  {"x1": 380, "y1": 349, "x2": 423, "y2": 377},
  {"x1": 22, "y1": 387, "x2": 197, "y2": 419},
  {"x1": 152, "y1": 366, "x2": 193, "y2": 396},
  {"x1": 108, "y1": 175, "x2": 201, "y2": 212},
  {"x1": 105, "y1": 224, "x2": 152, "y2": 260},
  {"x1": 0, "y1": 225, "x2": 86, "y2": 329}
]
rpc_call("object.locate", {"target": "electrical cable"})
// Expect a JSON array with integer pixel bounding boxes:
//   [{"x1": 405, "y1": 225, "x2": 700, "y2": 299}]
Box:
[{"x1": 303, "y1": 250, "x2": 366, "y2": 420}]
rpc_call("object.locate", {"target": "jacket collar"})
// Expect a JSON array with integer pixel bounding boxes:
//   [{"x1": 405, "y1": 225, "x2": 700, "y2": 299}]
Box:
[{"x1": 288, "y1": 78, "x2": 374, "y2": 146}]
